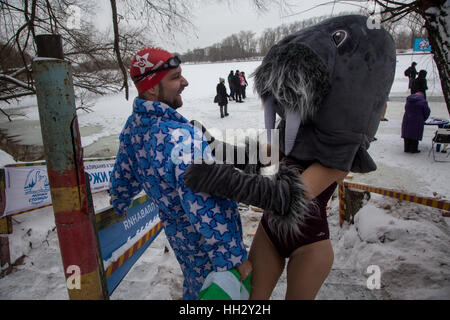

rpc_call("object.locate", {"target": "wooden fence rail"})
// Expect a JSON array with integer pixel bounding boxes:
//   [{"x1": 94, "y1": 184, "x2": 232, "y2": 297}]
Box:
[{"x1": 339, "y1": 180, "x2": 450, "y2": 226}]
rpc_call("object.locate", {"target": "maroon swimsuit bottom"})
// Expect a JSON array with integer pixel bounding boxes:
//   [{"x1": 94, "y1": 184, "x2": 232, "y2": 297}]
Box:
[{"x1": 260, "y1": 158, "x2": 337, "y2": 258}]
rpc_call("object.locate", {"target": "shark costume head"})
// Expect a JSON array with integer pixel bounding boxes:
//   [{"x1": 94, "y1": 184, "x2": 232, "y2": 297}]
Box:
[{"x1": 254, "y1": 15, "x2": 396, "y2": 173}]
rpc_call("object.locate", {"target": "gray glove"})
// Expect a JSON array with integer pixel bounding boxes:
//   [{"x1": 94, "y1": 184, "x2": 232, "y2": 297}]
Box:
[{"x1": 184, "y1": 162, "x2": 312, "y2": 237}]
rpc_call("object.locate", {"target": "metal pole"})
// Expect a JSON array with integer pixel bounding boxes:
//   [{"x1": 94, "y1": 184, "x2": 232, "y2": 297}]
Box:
[
  {"x1": 35, "y1": 34, "x2": 64, "y2": 59},
  {"x1": 32, "y1": 34, "x2": 107, "y2": 299}
]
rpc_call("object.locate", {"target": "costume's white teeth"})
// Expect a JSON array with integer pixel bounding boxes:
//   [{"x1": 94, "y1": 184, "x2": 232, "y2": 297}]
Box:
[
  {"x1": 284, "y1": 110, "x2": 302, "y2": 156},
  {"x1": 264, "y1": 96, "x2": 276, "y2": 143}
]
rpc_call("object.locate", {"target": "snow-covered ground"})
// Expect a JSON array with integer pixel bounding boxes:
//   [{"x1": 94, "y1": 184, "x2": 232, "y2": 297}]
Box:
[{"x1": 0, "y1": 53, "x2": 449, "y2": 300}]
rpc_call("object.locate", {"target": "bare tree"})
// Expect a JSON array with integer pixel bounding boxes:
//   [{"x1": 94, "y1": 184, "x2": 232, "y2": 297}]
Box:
[
  {"x1": 0, "y1": 1, "x2": 122, "y2": 118},
  {"x1": 372, "y1": 0, "x2": 449, "y2": 115},
  {"x1": 0, "y1": 0, "x2": 194, "y2": 120},
  {"x1": 110, "y1": 0, "x2": 129, "y2": 101}
]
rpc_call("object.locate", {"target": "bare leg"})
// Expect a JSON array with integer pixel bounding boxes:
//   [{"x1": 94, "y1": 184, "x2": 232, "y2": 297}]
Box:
[
  {"x1": 285, "y1": 239, "x2": 334, "y2": 300},
  {"x1": 248, "y1": 222, "x2": 285, "y2": 299}
]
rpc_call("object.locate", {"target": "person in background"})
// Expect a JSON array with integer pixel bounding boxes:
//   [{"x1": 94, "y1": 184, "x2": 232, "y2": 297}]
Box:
[
  {"x1": 216, "y1": 77, "x2": 229, "y2": 118},
  {"x1": 411, "y1": 69, "x2": 428, "y2": 100},
  {"x1": 240, "y1": 71, "x2": 248, "y2": 99},
  {"x1": 233, "y1": 69, "x2": 243, "y2": 102},
  {"x1": 228, "y1": 70, "x2": 235, "y2": 101},
  {"x1": 401, "y1": 91, "x2": 430, "y2": 153},
  {"x1": 109, "y1": 47, "x2": 251, "y2": 300},
  {"x1": 405, "y1": 61, "x2": 418, "y2": 90}
]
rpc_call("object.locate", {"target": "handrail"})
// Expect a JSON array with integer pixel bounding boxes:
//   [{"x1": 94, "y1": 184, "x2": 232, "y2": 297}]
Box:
[{"x1": 338, "y1": 180, "x2": 450, "y2": 226}]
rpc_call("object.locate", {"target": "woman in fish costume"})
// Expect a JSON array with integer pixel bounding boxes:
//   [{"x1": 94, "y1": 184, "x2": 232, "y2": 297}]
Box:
[{"x1": 185, "y1": 15, "x2": 396, "y2": 299}]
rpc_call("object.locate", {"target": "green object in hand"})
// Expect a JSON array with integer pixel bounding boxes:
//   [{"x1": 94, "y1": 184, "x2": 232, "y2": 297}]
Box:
[{"x1": 199, "y1": 268, "x2": 252, "y2": 300}]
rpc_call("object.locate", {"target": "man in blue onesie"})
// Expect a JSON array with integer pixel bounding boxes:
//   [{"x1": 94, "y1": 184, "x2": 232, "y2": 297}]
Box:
[{"x1": 109, "y1": 47, "x2": 251, "y2": 299}]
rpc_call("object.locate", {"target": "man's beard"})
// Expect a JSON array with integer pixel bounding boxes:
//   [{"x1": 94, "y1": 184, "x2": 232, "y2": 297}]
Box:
[{"x1": 158, "y1": 83, "x2": 182, "y2": 109}]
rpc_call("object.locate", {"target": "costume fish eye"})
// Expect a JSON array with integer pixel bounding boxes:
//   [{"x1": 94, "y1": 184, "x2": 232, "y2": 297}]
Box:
[{"x1": 184, "y1": 15, "x2": 396, "y2": 236}]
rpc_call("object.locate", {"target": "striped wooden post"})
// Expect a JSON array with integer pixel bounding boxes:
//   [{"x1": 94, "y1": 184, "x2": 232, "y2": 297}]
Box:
[
  {"x1": 33, "y1": 41, "x2": 107, "y2": 299},
  {"x1": 0, "y1": 216, "x2": 12, "y2": 269},
  {"x1": 104, "y1": 221, "x2": 163, "y2": 279},
  {"x1": 0, "y1": 233, "x2": 11, "y2": 269},
  {"x1": 0, "y1": 216, "x2": 12, "y2": 235},
  {"x1": 0, "y1": 169, "x2": 11, "y2": 268},
  {"x1": 343, "y1": 182, "x2": 450, "y2": 212},
  {"x1": 0, "y1": 168, "x2": 5, "y2": 218},
  {"x1": 338, "y1": 181, "x2": 450, "y2": 227},
  {"x1": 338, "y1": 182, "x2": 346, "y2": 227}
]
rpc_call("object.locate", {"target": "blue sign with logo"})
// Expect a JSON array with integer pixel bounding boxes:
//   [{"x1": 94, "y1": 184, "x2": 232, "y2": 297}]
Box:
[
  {"x1": 98, "y1": 197, "x2": 161, "y2": 294},
  {"x1": 24, "y1": 168, "x2": 50, "y2": 206},
  {"x1": 414, "y1": 38, "x2": 431, "y2": 52}
]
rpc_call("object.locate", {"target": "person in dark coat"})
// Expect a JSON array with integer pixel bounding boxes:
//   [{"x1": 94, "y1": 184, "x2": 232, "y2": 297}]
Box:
[
  {"x1": 233, "y1": 69, "x2": 243, "y2": 102},
  {"x1": 411, "y1": 69, "x2": 428, "y2": 99},
  {"x1": 228, "y1": 71, "x2": 235, "y2": 100},
  {"x1": 216, "y1": 77, "x2": 229, "y2": 118},
  {"x1": 405, "y1": 62, "x2": 418, "y2": 89},
  {"x1": 401, "y1": 91, "x2": 431, "y2": 153}
]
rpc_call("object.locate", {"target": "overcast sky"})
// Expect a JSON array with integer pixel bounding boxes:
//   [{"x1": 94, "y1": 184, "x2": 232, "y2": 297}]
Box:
[
  {"x1": 94, "y1": 0, "x2": 368, "y2": 53},
  {"x1": 173, "y1": 0, "x2": 365, "y2": 52}
]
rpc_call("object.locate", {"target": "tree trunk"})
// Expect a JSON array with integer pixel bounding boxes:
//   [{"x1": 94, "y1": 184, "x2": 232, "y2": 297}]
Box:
[
  {"x1": 110, "y1": 0, "x2": 129, "y2": 101},
  {"x1": 421, "y1": 1, "x2": 450, "y2": 115},
  {"x1": 344, "y1": 188, "x2": 371, "y2": 224}
]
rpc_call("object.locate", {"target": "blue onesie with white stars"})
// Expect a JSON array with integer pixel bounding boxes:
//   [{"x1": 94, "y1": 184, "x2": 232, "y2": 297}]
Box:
[{"x1": 110, "y1": 98, "x2": 247, "y2": 299}]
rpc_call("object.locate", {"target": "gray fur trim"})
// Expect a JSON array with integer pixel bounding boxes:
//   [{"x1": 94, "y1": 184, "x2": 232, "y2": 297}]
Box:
[
  {"x1": 252, "y1": 42, "x2": 331, "y2": 123},
  {"x1": 265, "y1": 164, "x2": 317, "y2": 240}
]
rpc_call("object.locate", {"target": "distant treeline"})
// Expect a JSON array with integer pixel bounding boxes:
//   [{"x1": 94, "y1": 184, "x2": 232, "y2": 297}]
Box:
[{"x1": 179, "y1": 11, "x2": 427, "y2": 63}]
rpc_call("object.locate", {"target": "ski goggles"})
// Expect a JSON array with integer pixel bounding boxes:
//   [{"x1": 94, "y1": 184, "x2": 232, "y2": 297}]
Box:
[{"x1": 132, "y1": 56, "x2": 181, "y2": 83}]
